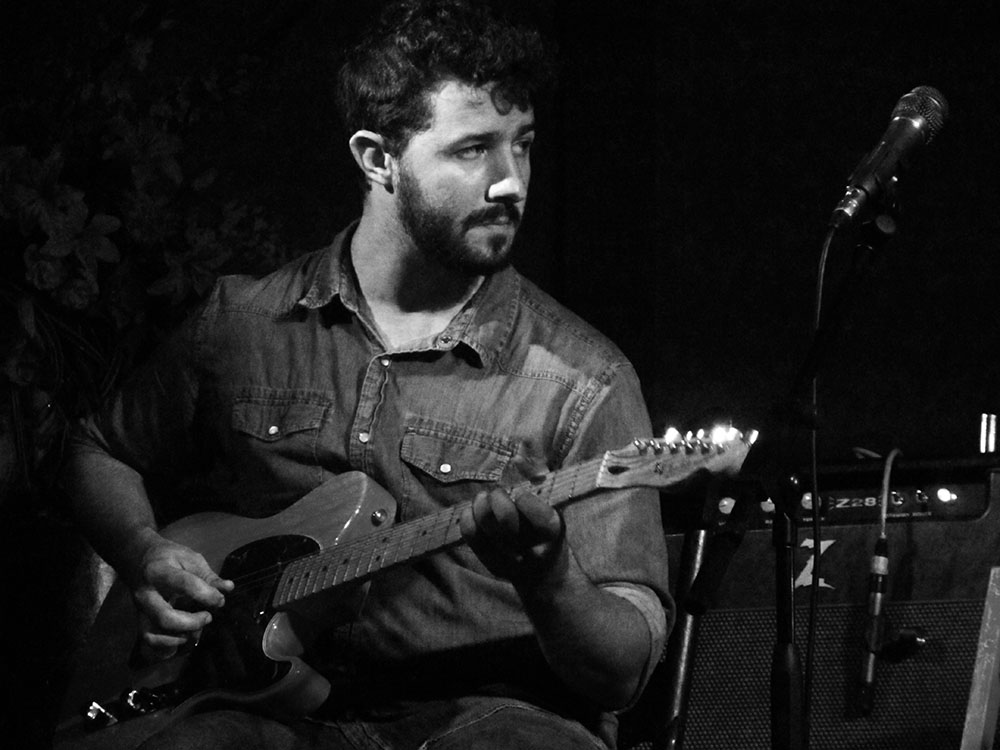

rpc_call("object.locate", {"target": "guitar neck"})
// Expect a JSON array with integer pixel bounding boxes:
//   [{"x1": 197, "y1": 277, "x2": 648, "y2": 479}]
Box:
[{"x1": 270, "y1": 456, "x2": 607, "y2": 609}]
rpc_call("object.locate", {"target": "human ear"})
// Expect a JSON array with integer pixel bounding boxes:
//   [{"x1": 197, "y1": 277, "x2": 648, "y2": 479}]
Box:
[{"x1": 348, "y1": 130, "x2": 395, "y2": 192}]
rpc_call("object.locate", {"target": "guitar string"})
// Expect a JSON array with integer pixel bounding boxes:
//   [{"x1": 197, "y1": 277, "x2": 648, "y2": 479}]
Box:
[
  {"x1": 181, "y1": 438, "x2": 734, "y2": 610},
  {"x1": 274, "y1": 455, "x2": 612, "y2": 605},
  {"x1": 218, "y1": 454, "x2": 610, "y2": 603},
  {"x1": 216, "y1": 440, "x2": 725, "y2": 604}
]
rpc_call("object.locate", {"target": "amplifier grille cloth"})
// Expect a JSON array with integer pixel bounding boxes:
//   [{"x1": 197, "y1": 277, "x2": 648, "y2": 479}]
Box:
[{"x1": 678, "y1": 600, "x2": 982, "y2": 750}]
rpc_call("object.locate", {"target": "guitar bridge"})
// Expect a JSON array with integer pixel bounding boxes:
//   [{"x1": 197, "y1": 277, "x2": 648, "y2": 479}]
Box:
[{"x1": 81, "y1": 684, "x2": 182, "y2": 731}]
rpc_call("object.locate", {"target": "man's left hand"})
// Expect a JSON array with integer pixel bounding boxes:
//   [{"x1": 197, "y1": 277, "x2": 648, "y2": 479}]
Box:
[{"x1": 459, "y1": 488, "x2": 567, "y2": 583}]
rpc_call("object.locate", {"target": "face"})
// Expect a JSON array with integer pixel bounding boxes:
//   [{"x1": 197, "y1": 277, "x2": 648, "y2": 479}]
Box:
[{"x1": 393, "y1": 80, "x2": 534, "y2": 275}]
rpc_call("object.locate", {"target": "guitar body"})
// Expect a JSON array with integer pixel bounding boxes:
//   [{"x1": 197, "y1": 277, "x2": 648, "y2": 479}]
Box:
[{"x1": 55, "y1": 472, "x2": 397, "y2": 748}]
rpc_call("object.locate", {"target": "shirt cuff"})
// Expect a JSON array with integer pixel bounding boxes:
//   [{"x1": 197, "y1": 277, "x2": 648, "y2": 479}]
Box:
[{"x1": 601, "y1": 582, "x2": 668, "y2": 706}]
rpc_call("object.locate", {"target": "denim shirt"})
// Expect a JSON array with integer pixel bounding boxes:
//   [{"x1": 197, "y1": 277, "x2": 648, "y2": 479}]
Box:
[{"x1": 74, "y1": 223, "x2": 673, "y2": 719}]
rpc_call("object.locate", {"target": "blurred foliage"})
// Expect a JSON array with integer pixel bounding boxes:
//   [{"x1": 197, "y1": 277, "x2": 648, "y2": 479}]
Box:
[{"x1": 0, "y1": 2, "x2": 297, "y2": 500}]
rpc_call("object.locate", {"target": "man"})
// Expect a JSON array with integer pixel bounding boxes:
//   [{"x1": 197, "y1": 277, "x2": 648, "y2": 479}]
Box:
[{"x1": 64, "y1": 1, "x2": 673, "y2": 748}]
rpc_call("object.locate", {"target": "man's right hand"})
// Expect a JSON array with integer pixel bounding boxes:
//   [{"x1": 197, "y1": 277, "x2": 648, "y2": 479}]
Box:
[{"x1": 128, "y1": 534, "x2": 235, "y2": 662}]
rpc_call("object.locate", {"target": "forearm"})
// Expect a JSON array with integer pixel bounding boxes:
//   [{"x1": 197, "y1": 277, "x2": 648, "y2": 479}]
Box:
[
  {"x1": 516, "y1": 544, "x2": 655, "y2": 710},
  {"x1": 64, "y1": 448, "x2": 161, "y2": 582}
]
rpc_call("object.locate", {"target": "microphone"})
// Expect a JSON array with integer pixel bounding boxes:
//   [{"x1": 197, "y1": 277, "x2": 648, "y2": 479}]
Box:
[
  {"x1": 830, "y1": 86, "x2": 948, "y2": 228},
  {"x1": 857, "y1": 534, "x2": 889, "y2": 715}
]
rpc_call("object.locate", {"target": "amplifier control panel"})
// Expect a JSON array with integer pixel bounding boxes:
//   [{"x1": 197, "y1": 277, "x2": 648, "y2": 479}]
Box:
[{"x1": 694, "y1": 458, "x2": 1000, "y2": 530}]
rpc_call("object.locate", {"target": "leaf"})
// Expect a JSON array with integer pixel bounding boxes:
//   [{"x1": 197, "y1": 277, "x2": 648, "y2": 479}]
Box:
[
  {"x1": 9, "y1": 184, "x2": 47, "y2": 234},
  {"x1": 88, "y1": 213, "x2": 122, "y2": 235},
  {"x1": 55, "y1": 277, "x2": 99, "y2": 311},
  {"x1": 92, "y1": 236, "x2": 121, "y2": 263},
  {"x1": 41, "y1": 186, "x2": 88, "y2": 238},
  {"x1": 3, "y1": 340, "x2": 40, "y2": 387},
  {"x1": 39, "y1": 236, "x2": 77, "y2": 258},
  {"x1": 24, "y1": 256, "x2": 68, "y2": 291}
]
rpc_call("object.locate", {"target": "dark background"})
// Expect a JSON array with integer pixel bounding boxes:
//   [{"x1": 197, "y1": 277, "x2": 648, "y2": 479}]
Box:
[
  {"x1": 2, "y1": 0, "x2": 998, "y2": 747},
  {"x1": 7, "y1": 0, "x2": 998, "y2": 458}
]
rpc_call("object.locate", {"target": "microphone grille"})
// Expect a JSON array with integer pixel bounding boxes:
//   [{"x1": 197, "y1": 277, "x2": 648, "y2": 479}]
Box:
[{"x1": 893, "y1": 86, "x2": 949, "y2": 141}]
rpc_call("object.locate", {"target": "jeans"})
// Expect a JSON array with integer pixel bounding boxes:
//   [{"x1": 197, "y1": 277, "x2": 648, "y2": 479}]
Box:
[{"x1": 134, "y1": 697, "x2": 611, "y2": 750}]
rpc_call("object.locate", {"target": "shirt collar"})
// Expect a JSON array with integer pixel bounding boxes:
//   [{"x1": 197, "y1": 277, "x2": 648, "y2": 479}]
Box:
[
  {"x1": 296, "y1": 221, "x2": 520, "y2": 366},
  {"x1": 438, "y1": 267, "x2": 519, "y2": 366},
  {"x1": 296, "y1": 221, "x2": 360, "y2": 312}
]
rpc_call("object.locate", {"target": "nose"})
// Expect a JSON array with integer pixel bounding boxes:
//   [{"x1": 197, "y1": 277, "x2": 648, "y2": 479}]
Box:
[{"x1": 486, "y1": 152, "x2": 528, "y2": 204}]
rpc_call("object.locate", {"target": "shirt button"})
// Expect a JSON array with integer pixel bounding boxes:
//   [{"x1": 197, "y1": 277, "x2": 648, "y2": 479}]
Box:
[
  {"x1": 380, "y1": 358, "x2": 391, "y2": 367},
  {"x1": 440, "y1": 334, "x2": 453, "y2": 345},
  {"x1": 358, "y1": 432, "x2": 370, "y2": 444},
  {"x1": 267, "y1": 425, "x2": 279, "y2": 436},
  {"x1": 439, "y1": 463, "x2": 452, "y2": 474}
]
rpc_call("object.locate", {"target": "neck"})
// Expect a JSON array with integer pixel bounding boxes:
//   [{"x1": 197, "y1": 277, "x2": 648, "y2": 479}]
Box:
[{"x1": 350, "y1": 212, "x2": 484, "y2": 348}]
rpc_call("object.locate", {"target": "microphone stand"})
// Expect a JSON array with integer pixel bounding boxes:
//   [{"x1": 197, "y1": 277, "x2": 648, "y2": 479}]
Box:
[{"x1": 740, "y1": 210, "x2": 898, "y2": 750}]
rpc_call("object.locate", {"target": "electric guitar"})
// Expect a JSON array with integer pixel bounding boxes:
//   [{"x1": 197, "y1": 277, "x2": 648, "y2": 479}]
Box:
[{"x1": 55, "y1": 428, "x2": 754, "y2": 746}]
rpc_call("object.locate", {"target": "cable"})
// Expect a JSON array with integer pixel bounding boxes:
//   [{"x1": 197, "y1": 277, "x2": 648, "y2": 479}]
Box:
[
  {"x1": 802, "y1": 224, "x2": 837, "y2": 725},
  {"x1": 857, "y1": 447, "x2": 901, "y2": 715}
]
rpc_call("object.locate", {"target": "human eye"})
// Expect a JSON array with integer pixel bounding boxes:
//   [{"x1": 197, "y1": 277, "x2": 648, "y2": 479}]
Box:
[
  {"x1": 513, "y1": 136, "x2": 534, "y2": 157},
  {"x1": 454, "y1": 143, "x2": 489, "y2": 160}
]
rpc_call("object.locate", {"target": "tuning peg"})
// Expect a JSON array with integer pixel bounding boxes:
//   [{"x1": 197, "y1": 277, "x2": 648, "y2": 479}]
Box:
[{"x1": 632, "y1": 438, "x2": 663, "y2": 454}]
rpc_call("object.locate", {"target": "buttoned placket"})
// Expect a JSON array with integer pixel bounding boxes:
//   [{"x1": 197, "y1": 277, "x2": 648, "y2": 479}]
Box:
[{"x1": 348, "y1": 352, "x2": 394, "y2": 473}]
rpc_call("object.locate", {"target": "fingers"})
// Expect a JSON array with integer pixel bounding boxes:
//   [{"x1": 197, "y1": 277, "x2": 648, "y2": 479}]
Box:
[
  {"x1": 133, "y1": 587, "x2": 209, "y2": 662},
  {"x1": 471, "y1": 488, "x2": 521, "y2": 544},
  {"x1": 134, "y1": 586, "x2": 214, "y2": 633},
  {"x1": 461, "y1": 488, "x2": 567, "y2": 582},
  {"x1": 510, "y1": 450, "x2": 550, "y2": 484},
  {"x1": 509, "y1": 491, "x2": 563, "y2": 539},
  {"x1": 206, "y1": 571, "x2": 236, "y2": 594},
  {"x1": 469, "y1": 489, "x2": 561, "y2": 545},
  {"x1": 141, "y1": 541, "x2": 233, "y2": 607},
  {"x1": 136, "y1": 615, "x2": 201, "y2": 661},
  {"x1": 130, "y1": 539, "x2": 232, "y2": 661},
  {"x1": 149, "y1": 562, "x2": 229, "y2": 609}
]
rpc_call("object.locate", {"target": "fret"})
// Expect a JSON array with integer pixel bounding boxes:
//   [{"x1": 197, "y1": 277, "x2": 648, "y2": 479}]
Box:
[
  {"x1": 401, "y1": 521, "x2": 423, "y2": 557},
  {"x1": 293, "y1": 562, "x2": 313, "y2": 601},
  {"x1": 381, "y1": 528, "x2": 405, "y2": 567},
  {"x1": 348, "y1": 539, "x2": 372, "y2": 582},
  {"x1": 364, "y1": 534, "x2": 390, "y2": 575},
  {"x1": 368, "y1": 532, "x2": 393, "y2": 574},
  {"x1": 331, "y1": 547, "x2": 355, "y2": 587}
]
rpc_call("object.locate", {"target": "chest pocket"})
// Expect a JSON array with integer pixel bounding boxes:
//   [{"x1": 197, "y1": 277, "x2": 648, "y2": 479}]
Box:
[
  {"x1": 228, "y1": 398, "x2": 331, "y2": 500},
  {"x1": 231, "y1": 400, "x2": 327, "y2": 442},
  {"x1": 399, "y1": 420, "x2": 517, "y2": 517}
]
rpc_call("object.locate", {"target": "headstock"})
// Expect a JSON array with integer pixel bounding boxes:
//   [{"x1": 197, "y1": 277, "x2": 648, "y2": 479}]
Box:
[{"x1": 596, "y1": 426, "x2": 757, "y2": 490}]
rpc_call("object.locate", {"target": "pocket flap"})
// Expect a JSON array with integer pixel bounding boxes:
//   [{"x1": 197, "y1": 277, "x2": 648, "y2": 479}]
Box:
[
  {"x1": 401, "y1": 428, "x2": 513, "y2": 484},
  {"x1": 231, "y1": 400, "x2": 326, "y2": 442}
]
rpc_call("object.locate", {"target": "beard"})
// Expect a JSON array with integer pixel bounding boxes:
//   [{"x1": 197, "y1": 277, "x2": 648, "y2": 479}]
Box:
[{"x1": 396, "y1": 163, "x2": 521, "y2": 276}]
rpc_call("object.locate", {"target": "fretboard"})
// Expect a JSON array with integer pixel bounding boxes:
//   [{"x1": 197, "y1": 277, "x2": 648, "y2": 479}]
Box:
[{"x1": 270, "y1": 454, "x2": 607, "y2": 609}]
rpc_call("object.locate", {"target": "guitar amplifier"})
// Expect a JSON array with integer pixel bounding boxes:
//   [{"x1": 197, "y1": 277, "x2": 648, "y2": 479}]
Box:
[{"x1": 648, "y1": 456, "x2": 1000, "y2": 750}]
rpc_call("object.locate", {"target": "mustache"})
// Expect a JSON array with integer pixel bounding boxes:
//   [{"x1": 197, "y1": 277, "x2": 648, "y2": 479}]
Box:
[{"x1": 463, "y1": 203, "x2": 521, "y2": 230}]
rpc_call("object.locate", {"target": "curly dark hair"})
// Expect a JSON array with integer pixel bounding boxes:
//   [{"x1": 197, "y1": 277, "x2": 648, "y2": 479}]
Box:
[{"x1": 336, "y1": 0, "x2": 556, "y2": 156}]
